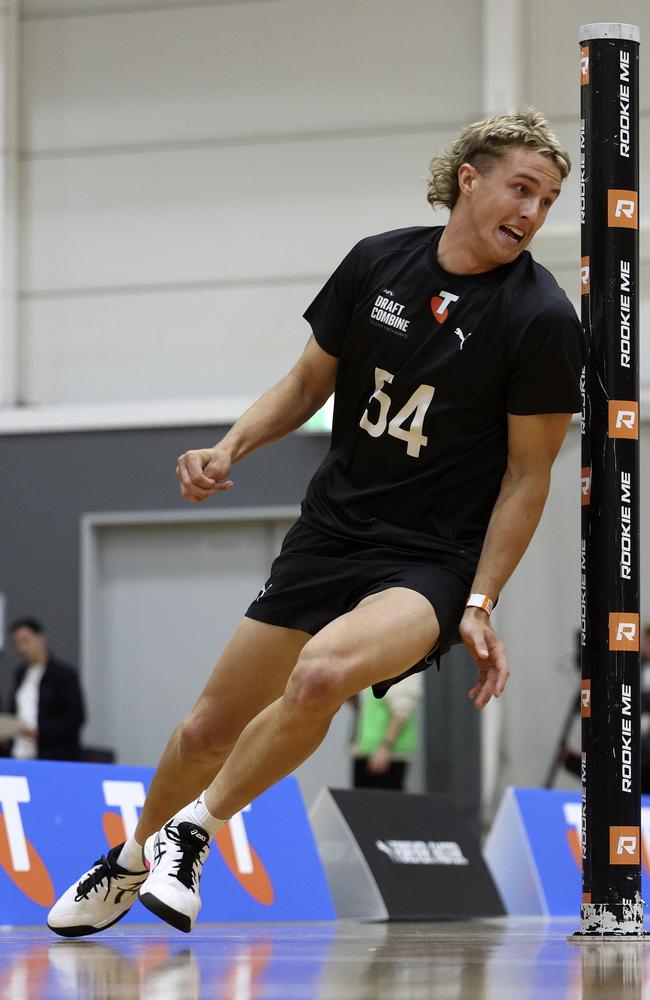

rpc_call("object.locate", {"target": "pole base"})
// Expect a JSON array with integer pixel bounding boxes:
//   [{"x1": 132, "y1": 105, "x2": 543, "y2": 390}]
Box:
[{"x1": 572, "y1": 900, "x2": 645, "y2": 937}]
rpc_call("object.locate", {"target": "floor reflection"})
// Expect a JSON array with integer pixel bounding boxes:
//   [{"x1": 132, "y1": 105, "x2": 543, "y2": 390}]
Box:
[{"x1": 0, "y1": 919, "x2": 648, "y2": 1000}]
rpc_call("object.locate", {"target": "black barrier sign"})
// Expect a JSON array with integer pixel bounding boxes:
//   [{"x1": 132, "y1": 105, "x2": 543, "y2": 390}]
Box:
[
  {"x1": 579, "y1": 22, "x2": 641, "y2": 936},
  {"x1": 321, "y1": 789, "x2": 505, "y2": 919}
]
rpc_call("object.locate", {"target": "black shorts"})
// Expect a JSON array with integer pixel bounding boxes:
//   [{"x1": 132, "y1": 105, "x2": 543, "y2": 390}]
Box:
[{"x1": 244, "y1": 518, "x2": 473, "y2": 695}]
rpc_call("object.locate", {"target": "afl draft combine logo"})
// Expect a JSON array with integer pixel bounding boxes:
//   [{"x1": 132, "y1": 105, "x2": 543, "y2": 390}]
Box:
[{"x1": 370, "y1": 292, "x2": 410, "y2": 336}]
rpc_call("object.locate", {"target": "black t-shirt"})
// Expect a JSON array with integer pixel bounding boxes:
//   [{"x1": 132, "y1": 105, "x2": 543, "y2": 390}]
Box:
[{"x1": 301, "y1": 226, "x2": 584, "y2": 568}]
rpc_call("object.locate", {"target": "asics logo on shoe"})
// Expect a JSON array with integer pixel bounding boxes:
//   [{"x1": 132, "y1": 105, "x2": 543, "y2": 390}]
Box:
[
  {"x1": 139, "y1": 820, "x2": 212, "y2": 931},
  {"x1": 158, "y1": 822, "x2": 210, "y2": 892}
]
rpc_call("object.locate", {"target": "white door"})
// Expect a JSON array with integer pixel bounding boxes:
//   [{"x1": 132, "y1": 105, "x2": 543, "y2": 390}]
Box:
[{"x1": 82, "y1": 511, "x2": 354, "y2": 805}]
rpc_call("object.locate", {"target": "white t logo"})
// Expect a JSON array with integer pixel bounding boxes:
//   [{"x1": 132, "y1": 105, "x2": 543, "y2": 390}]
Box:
[
  {"x1": 226, "y1": 805, "x2": 254, "y2": 874},
  {"x1": 434, "y1": 290, "x2": 460, "y2": 315},
  {"x1": 103, "y1": 780, "x2": 146, "y2": 837},
  {"x1": 0, "y1": 776, "x2": 31, "y2": 872}
]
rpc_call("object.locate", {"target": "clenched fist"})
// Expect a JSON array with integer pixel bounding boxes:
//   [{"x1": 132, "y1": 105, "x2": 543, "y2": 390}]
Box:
[{"x1": 176, "y1": 446, "x2": 234, "y2": 503}]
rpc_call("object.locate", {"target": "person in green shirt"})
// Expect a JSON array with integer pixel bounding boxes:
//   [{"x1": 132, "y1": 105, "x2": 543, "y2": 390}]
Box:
[{"x1": 351, "y1": 672, "x2": 423, "y2": 790}]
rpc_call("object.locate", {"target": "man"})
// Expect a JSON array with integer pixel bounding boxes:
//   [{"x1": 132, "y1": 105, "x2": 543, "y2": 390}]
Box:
[
  {"x1": 48, "y1": 108, "x2": 584, "y2": 936},
  {"x1": 7, "y1": 618, "x2": 85, "y2": 761},
  {"x1": 350, "y1": 674, "x2": 423, "y2": 791}
]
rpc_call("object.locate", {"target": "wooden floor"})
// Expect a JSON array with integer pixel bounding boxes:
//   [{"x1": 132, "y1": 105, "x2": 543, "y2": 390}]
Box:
[{"x1": 1, "y1": 918, "x2": 649, "y2": 999}]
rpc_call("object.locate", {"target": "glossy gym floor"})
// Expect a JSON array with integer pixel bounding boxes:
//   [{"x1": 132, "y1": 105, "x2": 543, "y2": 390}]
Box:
[{"x1": 1, "y1": 917, "x2": 648, "y2": 999}]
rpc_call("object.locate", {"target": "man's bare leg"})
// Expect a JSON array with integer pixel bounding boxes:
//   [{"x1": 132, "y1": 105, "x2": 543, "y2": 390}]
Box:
[
  {"x1": 133, "y1": 617, "x2": 310, "y2": 843},
  {"x1": 200, "y1": 589, "x2": 438, "y2": 821},
  {"x1": 137, "y1": 588, "x2": 440, "y2": 931},
  {"x1": 47, "y1": 616, "x2": 310, "y2": 937}
]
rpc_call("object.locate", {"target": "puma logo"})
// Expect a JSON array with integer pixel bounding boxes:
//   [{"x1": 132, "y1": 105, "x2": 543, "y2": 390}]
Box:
[{"x1": 454, "y1": 327, "x2": 472, "y2": 350}]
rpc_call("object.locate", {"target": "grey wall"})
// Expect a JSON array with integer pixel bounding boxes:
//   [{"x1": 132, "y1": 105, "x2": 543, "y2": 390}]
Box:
[{"x1": 0, "y1": 425, "x2": 327, "y2": 699}]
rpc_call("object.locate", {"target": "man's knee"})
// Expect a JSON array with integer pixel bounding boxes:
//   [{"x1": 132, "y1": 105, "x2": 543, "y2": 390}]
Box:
[
  {"x1": 178, "y1": 707, "x2": 239, "y2": 763},
  {"x1": 286, "y1": 639, "x2": 358, "y2": 715}
]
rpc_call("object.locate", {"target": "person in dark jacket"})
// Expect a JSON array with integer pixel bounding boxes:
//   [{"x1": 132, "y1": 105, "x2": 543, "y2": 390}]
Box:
[{"x1": 7, "y1": 618, "x2": 85, "y2": 761}]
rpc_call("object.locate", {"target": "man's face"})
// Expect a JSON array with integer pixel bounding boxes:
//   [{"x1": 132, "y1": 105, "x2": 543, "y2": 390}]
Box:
[
  {"x1": 12, "y1": 627, "x2": 47, "y2": 665},
  {"x1": 458, "y1": 146, "x2": 563, "y2": 268}
]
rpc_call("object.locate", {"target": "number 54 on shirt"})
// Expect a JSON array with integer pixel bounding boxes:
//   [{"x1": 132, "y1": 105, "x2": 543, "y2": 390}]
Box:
[{"x1": 359, "y1": 367, "x2": 435, "y2": 459}]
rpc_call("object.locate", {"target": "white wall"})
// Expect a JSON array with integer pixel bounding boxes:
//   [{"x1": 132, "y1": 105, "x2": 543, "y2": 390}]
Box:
[
  {"x1": 13, "y1": 0, "x2": 650, "y2": 408},
  {"x1": 18, "y1": 0, "x2": 481, "y2": 407}
]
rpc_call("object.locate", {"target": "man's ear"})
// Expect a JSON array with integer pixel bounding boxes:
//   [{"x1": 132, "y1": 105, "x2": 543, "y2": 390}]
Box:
[{"x1": 457, "y1": 162, "x2": 478, "y2": 197}]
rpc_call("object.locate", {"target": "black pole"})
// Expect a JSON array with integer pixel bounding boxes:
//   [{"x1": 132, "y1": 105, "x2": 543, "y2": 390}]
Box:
[{"x1": 578, "y1": 22, "x2": 642, "y2": 936}]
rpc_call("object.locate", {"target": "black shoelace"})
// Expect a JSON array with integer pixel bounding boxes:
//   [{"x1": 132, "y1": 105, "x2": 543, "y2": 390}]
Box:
[
  {"x1": 164, "y1": 823, "x2": 208, "y2": 892},
  {"x1": 75, "y1": 856, "x2": 113, "y2": 902},
  {"x1": 74, "y1": 854, "x2": 140, "y2": 904}
]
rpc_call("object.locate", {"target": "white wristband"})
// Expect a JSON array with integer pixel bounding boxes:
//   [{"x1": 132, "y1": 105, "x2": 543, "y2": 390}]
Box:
[{"x1": 466, "y1": 593, "x2": 494, "y2": 616}]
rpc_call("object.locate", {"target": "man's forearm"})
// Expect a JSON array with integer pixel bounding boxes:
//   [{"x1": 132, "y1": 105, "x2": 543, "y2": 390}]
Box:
[
  {"x1": 381, "y1": 714, "x2": 408, "y2": 749},
  {"x1": 218, "y1": 369, "x2": 328, "y2": 464},
  {"x1": 470, "y1": 468, "x2": 550, "y2": 601}
]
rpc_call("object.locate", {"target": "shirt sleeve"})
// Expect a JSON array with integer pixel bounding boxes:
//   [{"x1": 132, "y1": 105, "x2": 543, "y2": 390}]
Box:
[
  {"x1": 384, "y1": 672, "x2": 424, "y2": 719},
  {"x1": 303, "y1": 241, "x2": 364, "y2": 358},
  {"x1": 506, "y1": 303, "x2": 585, "y2": 415}
]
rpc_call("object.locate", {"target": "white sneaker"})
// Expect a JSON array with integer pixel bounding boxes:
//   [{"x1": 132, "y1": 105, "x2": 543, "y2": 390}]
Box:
[
  {"x1": 47, "y1": 843, "x2": 148, "y2": 937},
  {"x1": 139, "y1": 820, "x2": 210, "y2": 933}
]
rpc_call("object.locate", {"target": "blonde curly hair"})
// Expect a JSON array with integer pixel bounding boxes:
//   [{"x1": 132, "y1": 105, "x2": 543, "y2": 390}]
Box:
[{"x1": 426, "y1": 108, "x2": 571, "y2": 211}]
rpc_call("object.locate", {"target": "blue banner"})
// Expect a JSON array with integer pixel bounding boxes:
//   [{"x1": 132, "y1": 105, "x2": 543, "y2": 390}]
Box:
[
  {"x1": 0, "y1": 759, "x2": 335, "y2": 926},
  {"x1": 485, "y1": 787, "x2": 650, "y2": 916}
]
